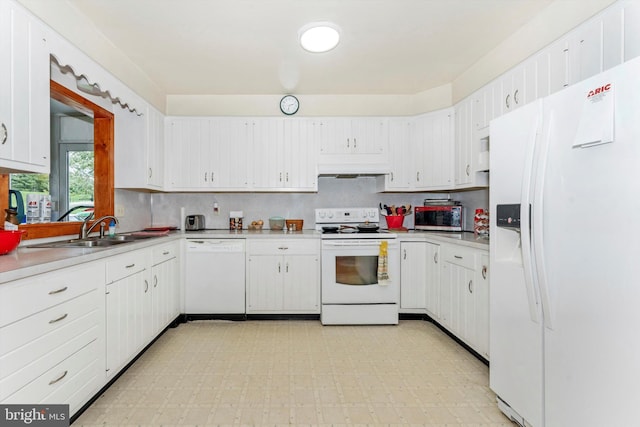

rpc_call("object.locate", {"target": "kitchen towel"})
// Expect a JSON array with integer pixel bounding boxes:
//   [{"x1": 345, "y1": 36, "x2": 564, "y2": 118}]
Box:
[{"x1": 377, "y1": 241, "x2": 389, "y2": 285}]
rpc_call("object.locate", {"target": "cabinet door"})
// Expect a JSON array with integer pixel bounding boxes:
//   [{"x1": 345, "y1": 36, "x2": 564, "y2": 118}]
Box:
[
  {"x1": 246, "y1": 255, "x2": 284, "y2": 312},
  {"x1": 351, "y1": 118, "x2": 388, "y2": 154},
  {"x1": 400, "y1": 242, "x2": 427, "y2": 310},
  {"x1": 282, "y1": 119, "x2": 318, "y2": 191},
  {"x1": 569, "y1": 18, "x2": 603, "y2": 85},
  {"x1": 0, "y1": 2, "x2": 49, "y2": 173},
  {"x1": 105, "y1": 271, "x2": 147, "y2": 378},
  {"x1": 209, "y1": 118, "x2": 251, "y2": 189},
  {"x1": 475, "y1": 254, "x2": 490, "y2": 360},
  {"x1": 251, "y1": 119, "x2": 285, "y2": 189},
  {"x1": 424, "y1": 242, "x2": 441, "y2": 319},
  {"x1": 411, "y1": 116, "x2": 428, "y2": 188},
  {"x1": 283, "y1": 255, "x2": 320, "y2": 312},
  {"x1": 602, "y1": 2, "x2": 623, "y2": 71},
  {"x1": 151, "y1": 257, "x2": 177, "y2": 336},
  {"x1": 115, "y1": 105, "x2": 147, "y2": 188},
  {"x1": 454, "y1": 99, "x2": 473, "y2": 187},
  {"x1": 548, "y1": 38, "x2": 570, "y2": 94},
  {"x1": 167, "y1": 119, "x2": 207, "y2": 189},
  {"x1": 385, "y1": 119, "x2": 412, "y2": 190},
  {"x1": 459, "y1": 265, "x2": 477, "y2": 349},
  {"x1": 623, "y1": 0, "x2": 640, "y2": 61},
  {"x1": 318, "y1": 118, "x2": 351, "y2": 154},
  {"x1": 146, "y1": 106, "x2": 165, "y2": 189},
  {"x1": 424, "y1": 109, "x2": 453, "y2": 188}
]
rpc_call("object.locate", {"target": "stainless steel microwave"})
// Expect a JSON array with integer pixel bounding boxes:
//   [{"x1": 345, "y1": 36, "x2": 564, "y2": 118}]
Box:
[{"x1": 414, "y1": 205, "x2": 463, "y2": 231}]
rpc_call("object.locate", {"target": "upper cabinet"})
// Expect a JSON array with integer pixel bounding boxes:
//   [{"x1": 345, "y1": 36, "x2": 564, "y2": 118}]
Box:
[
  {"x1": 165, "y1": 117, "x2": 317, "y2": 192},
  {"x1": 0, "y1": 0, "x2": 50, "y2": 174},
  {"x1": 166, "y1": 117, "x2": 251, "y2": 191},
  {"x1": 252, "y1": 118, "x2": 318, "y2": 191},
  {"x1": 317, "y1": 117, "x2": 389, "y2": 174},
  {"x1": 115, "y1": 104, "x2": 166, "y2": 191},
  {"x1": 381, "y1": 109, "x2": 453, "y2": 192}
]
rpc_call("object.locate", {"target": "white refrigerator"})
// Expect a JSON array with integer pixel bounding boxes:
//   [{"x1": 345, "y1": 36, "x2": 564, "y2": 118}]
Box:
[{"x1": 490, "y1": 56, "x2": 640, "y2": 427}]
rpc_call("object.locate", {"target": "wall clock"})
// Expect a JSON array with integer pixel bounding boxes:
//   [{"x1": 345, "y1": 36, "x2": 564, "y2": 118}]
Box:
[{"x1": 280, "y1": 95, "x2": 299, "y2": 115}]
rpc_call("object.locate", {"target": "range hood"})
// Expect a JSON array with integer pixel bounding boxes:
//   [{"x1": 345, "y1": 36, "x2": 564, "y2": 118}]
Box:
[{"x1": 317, "y1": 162, "x2": 391, "y2": 177}]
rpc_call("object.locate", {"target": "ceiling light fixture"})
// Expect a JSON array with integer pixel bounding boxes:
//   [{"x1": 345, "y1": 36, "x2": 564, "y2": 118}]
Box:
[{"x1": 299, "y1": 22, "x2": 340, "y2": 53}]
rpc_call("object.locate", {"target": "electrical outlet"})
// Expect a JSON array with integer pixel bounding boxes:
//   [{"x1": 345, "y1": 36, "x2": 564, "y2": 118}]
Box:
[
  {"x1": 115, "y1": 205, "x2": 125, "y2": 216},
  {"x1": 213, "y1": 202, "x2": 219, "y2": 215}
]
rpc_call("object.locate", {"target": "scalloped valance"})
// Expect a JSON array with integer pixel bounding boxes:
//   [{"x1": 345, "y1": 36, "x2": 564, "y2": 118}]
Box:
[{"x1": 48, "y1": 34, "x2": 144, "y2": 115}]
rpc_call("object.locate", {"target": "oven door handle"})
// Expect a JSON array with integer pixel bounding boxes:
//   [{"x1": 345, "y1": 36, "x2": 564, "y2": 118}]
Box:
[{"x1": 322, "y1": 241, "x2": 397, "y2": 247}]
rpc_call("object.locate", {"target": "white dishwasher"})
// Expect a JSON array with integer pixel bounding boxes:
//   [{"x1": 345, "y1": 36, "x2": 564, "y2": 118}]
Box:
[{"x1": 185, "y1": 239, "x2": 246, "y2": 315}]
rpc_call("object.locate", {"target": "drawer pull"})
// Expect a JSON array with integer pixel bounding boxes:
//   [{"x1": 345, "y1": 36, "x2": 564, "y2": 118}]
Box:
[
  {"x1": 163, "y1": 251, "x2": 170, "y2": 255},
  {"x1": 49, "y1": 313, "x2": 68, "y2": 324},
  {"x1": 125, "y1": 263, "x2": 136, "y2": 268},
  {"x1": 454, "y1": 255, "x2": 463, "y2": 259},
  {"x1": 278, "y1": 246, "x2": 289, "y2": 250},
  {"x1": 48, "y1": 286, "x2": 68, "y2": 295},
  {"x1": 48, "y1": 370, "x2": 68, "y2": 386}
]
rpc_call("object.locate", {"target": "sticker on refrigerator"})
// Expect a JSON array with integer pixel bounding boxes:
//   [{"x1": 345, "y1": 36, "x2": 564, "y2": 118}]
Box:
[{"x1": 573, "y1": 82, "x2": 614, "y2": 148}]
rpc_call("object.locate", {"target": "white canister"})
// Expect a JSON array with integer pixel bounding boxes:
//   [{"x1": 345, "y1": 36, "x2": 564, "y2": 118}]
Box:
[
  {"x1": 26, "y1": 194, "x2": 39, "y2": 224},
  {"x1": 40, "y1": 194, "x2": 52, "y2": 222}
]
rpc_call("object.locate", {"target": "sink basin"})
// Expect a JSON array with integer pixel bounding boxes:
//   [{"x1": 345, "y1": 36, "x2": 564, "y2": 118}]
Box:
[{"x1": 26, "y1": 234, "x2": 144, "y2": 249}]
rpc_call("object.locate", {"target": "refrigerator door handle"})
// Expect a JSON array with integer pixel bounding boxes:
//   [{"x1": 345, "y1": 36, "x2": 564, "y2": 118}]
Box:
[
  {"x1": 520, "y1": 112, "x2": 541, "y2": 323},
  {"x1": 533, "y1": 112, "x2": 554, "y2": 330}
]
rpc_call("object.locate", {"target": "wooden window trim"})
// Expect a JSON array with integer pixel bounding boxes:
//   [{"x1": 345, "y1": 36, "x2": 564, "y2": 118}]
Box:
[{"x1": 0, "y1": 80, "x2": 114, "y2": 240}]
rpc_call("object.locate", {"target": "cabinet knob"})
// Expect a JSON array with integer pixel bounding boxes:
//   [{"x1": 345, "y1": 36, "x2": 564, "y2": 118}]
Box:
[
  {"x1": 505, "y1": 93, "x2": 511, "y2": 109},
  {"x1": 468, "y1": 280, "x2": 473, "y2": 294},
  {"x1": 403, "y1": 249, "x2": 407, "y2": 260},
  {"x1": 434, "y1": 252, "x2": 438, "y2": 264},
  {"x1": 514, "y1": 89, "x2": 520, "y2": 105},
  {"x1": 482, "y1": 265, "x2": 488, "y2": 279},
  {"x1": 466, "y1": 165, "x2": 471, "y2": 176},
  {"x1": 144, "y1": 280, "x2": 149, "y2": 293},
  {"x1": 0, "y1": 123, "x2": 6, "y2": 145},
  {"x1": 148, "y1": 168, "x2": 152, "y2": 178}
]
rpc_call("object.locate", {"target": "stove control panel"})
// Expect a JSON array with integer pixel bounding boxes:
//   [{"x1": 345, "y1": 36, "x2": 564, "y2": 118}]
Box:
[{"x1": 315, "y1": 208, "x2": 379, "y2": 225}]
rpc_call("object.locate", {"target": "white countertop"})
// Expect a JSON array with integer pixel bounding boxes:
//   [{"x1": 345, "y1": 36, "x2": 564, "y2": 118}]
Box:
[{"x1": 0, "y1": 229, "x2": 487, "y2": 284}]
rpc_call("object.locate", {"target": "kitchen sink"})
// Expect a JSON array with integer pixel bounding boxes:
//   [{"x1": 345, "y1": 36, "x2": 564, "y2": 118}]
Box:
[{"x1": 26, "y1": 234, "x2": 146, "y2": 249}]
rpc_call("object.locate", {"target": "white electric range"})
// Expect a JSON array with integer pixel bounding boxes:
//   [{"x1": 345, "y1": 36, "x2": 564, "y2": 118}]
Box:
[{"x1": 315, "y1": 208, "x2": 399, "y2": 325}]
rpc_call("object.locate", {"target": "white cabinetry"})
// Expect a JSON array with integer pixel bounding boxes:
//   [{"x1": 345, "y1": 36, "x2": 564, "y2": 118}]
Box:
[
  {"x1": 383, "y1": 119, "x2": 412, "y2": 190},
  {"x1": 399, "y1": 242, "x2": 427, "y2": 311},
  {"x1": 439, "y1": 243, "x2": 489, "y2": 359},
  {"x1": 0, "y1": 0, "x2": 50, "y2": 173},
  {"x1": 150, "y1": 242, "x2": 180, "y2": 335},
  {"x1": 115, "y1": 103, "x2": 166, "y2": 190},
  {"x1": 105, "y1": 242, "x2": 180, "y2": 379},
  {"x1": 454, "y1": 99, "x2": 487, "y2": 188},
  {"x1": 252, "y1": 119, "x2": 318, "y2": 191},
  {"x1": 317, "y1": 117, "x2": 389, "y2": 173},
  {"x1": 0, "y1": 262, "x2": 105, "y2": 415},
  {"x1": 424, "y1": 241, "x2": 441, "y2": 319},
  {"x1": 382, "y1": 110, "x2": 453, "y2": 191},
  {"x1": 166, "y1": 117, "x2": 251, "y2": 190},
  {"x1": 246, "y1": 239, "x2": 320, "y2": 313},
  {"x1": 105, "y1": 250, "x2": 150, "y2": 379}
]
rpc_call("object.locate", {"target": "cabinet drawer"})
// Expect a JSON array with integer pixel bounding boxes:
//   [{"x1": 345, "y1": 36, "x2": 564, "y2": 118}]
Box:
[
  {"x1": 106, "y1": 250, "x2": 148, "y2": 283},
  {"x1": 442, "y1": 245, "x2": 477, "y2": 269},
  {"x1": 247, "y1": 239, "x2": 319, "y2": 255},
  {"x1": 152, "y1": 242, "x2": 178, "y2": 265},
  {"x1": 2, "y1": 339, "x2": 102, "y2": 411},
  {"x1": 0, "y1": 262, "x2": 103, "y2": 328},
  {"x1": 0, "y1": 290, "x2": 100, "y2": 384}
]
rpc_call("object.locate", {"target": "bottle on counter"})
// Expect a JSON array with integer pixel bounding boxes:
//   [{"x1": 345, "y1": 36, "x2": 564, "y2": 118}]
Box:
[{"x1": 474, "y1": 208, "x2": 489, "y2": 237}]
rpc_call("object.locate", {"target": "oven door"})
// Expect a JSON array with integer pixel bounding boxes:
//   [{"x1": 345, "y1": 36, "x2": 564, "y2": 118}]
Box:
[{"x1": 321, "y1": 239, "x2": 399, "y2": 304}]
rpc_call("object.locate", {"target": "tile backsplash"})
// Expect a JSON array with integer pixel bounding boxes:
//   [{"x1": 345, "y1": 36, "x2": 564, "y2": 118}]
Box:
[{"x1": 138, "y1": 177, "x2": 488, "y2": 232}]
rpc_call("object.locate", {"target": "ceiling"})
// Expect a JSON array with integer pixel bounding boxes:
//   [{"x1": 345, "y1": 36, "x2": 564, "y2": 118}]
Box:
[{"x1": 64, "y1": 0, "x2": 555, "y2": 96}]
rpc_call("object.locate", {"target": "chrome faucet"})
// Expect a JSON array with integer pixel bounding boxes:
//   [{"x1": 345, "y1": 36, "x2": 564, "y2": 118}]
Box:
[{"x1": 80, "y1": 215, "x2": 119, "y2": 239}]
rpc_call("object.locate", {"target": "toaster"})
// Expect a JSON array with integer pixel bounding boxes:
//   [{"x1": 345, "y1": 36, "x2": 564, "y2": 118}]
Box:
[{"x1": 185, "y1": 214, "x2": 205, "y2": 231}]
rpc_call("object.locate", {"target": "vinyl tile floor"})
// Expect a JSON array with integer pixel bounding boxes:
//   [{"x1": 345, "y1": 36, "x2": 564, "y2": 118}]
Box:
[{"x1": 73, "y1": 320, "x2": 515, "y2": 426}]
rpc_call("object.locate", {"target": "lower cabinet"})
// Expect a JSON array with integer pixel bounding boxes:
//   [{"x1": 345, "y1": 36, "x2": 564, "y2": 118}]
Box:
[
  {"x1": 105, "y1": 241, "x2": 180, "y2": 380},
  {"x1": 0, "y1": 261, "x2": 105, "y2": 415},
  {"x1": 246, "y1": 239, "x2": 320, "y2": 314},
  {"x1": 440, "y1": 243, "x2": 489, "y2": 360},
  {"x1": 400, "y1": 242, "x2": 427, "y2": 311},
  {"x1": 424, "y1": 241, "x2": 441, "y2": 319},
  {"x1": 105, "y1": 250, "x2": 150, "y2": 379}
]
